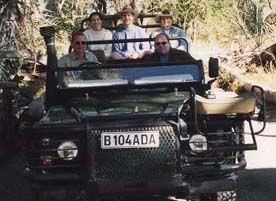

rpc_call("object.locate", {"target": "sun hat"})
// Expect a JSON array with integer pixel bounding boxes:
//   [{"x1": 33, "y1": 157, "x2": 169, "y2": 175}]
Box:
[
  {"x1": 118, "y1": 5, "x2": 138, "y2": 18},
  {"x1": 156, "y1": 9, "x2": 173, "y2": 23}
]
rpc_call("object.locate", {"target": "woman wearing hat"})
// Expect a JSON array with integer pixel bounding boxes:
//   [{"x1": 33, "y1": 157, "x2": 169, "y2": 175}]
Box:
[
  {"x1": 111, "y1": 5, "x2": 150, "y2": 60},
  {"x1": 153, "y1": 9, "x2": 187, "y2": 51}
]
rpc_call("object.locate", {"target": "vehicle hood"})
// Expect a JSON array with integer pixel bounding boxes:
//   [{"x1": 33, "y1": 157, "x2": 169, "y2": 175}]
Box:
[{"x1": 40, "y1": 91, "x2": 190, "y2": 125}]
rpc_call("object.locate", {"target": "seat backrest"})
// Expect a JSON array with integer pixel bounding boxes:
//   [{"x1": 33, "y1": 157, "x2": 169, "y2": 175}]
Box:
[
  {"x1": 89, "y1": 49, "x2": 106, "y2": 64},
  {"x1": 106, "y1": 58, "x2": 143, "y2": 65}
]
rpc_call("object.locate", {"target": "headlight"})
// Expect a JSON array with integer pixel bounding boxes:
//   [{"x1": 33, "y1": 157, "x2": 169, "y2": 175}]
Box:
[
  {"x1": 57, "y1": 141, "x2": 78, "y2": 161},
  {"x1": 189, "y1": 134, "x2": 208, "y2": 153}
]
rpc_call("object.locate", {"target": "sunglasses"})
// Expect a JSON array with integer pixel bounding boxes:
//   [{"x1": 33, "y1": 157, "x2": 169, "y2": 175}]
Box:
[
  {"x1": 75, "y1": 41, "x2": 86, "y2": 45},
  {"x1": 155, "y1": 41, "x2": 168, "y2": 46}
]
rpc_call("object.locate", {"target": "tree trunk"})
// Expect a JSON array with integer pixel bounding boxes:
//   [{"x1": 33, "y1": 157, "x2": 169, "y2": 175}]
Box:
[{"x1": 0, "y1": 0, "x2": 22, "y2": 50}]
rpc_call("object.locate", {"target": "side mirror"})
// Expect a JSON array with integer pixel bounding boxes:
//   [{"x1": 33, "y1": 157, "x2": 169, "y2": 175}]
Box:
[{"x1": 208, "y1": 57, "x2": 219, "y2": 78}]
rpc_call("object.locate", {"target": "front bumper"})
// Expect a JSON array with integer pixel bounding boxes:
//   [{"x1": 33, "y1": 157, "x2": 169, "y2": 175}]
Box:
[
  {"x1": 26, "y1": 170, "x2": 238, "y2": 200},
  {"x1": 183, "y1": 157, "x2": 247, "y2": 175},
  {"x1": 91, "y1": 175, "x2": 184, "y2": 196}
]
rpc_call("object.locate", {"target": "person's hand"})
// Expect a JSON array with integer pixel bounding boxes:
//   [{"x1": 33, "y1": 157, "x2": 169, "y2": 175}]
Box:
[
  {"x1": 124, "y1": 52, "x2": 132, "y2": 58},
  {"x1": 130, "y1": 53, "x2": 139, "y2": 59},
  {"x1": 125, "y1": 52, "x2": 139, "y2": 59},
  {"x1": 142, "y1": 50, "x2": 153, "y2": 56}
]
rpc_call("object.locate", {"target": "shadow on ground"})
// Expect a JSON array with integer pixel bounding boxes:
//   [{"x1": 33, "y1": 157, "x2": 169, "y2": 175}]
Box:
[
  {"x1": 237, "y1": 168, "x2": 276, "y2": 201},
  {"x1": 0, "y1": 153, "x2": 32, "y2": 201},
  {"x1": 264, "y1": 103, "x2": 276, "y2": 122}
]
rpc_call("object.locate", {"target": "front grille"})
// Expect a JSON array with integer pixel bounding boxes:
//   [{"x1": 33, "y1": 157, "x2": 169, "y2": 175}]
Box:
[{"x1": 87, "y1": 125, "x2": 178, "y2": 182}]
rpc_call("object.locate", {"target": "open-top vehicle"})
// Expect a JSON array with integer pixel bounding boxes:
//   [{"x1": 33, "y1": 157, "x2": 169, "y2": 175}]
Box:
[{"x1": 21, "y1": 14, "x2": 266, "y2": 201}]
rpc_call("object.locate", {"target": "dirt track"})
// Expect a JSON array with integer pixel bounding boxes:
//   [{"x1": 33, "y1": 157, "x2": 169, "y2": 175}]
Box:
[{"x1": 237, "y1": 103, "x2": 276, "y2": 201}]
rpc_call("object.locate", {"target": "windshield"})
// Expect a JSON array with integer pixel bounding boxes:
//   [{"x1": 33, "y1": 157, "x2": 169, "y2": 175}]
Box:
[{"x1": 58, "y1": 63, "x2": 202, "y2": 88}]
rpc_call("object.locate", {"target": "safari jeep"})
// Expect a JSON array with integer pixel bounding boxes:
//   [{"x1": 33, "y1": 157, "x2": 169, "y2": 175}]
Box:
[{"x1": 21, "y1": 21, "x2": 266, "y2": 201}]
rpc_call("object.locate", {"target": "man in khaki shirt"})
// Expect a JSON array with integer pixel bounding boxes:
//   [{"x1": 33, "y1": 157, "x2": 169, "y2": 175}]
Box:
[{"x1": 58, "y1": 31, "x2": 98, "y2": 81}]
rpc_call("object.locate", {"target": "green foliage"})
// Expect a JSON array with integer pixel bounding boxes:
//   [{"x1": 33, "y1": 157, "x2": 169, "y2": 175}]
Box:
[
  {"x1": 2, "y1": 0, "x2": 276, "y2": 58},
  {"x1": 0, "y1": 59, "x2": 19, "y2": 80},
  {"x1": 225, "y1": 0, "x2": 276, "y2": 47}
]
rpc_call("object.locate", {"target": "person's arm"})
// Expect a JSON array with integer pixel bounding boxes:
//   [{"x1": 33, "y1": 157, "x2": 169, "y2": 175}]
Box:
[
  {"x1": 104, "y1": 30, "x2": 113, "y2": 57},
  {"x1": 58, "y1": 55, "x2": 78, "y2": 83},
  {"x1": 176, "y1": 27, "x2": 187, "y2": 51},
  {"x1": 173, "y1": 49, "x2": 195, "y2": 61},
  {"x1": 139, "y1": 27, "x2": 150, "y2": 51},
  {"x1": 112, "y1": 31, "x2": 126, "y2": 57},
  {"x1": 83, "y1": 29, "x2": 93, "y2": 51},
  {"x1": 85, "y1": 51, "x2": 99, "y2": 63},
  {"x1": 136, "y1": 27, "x2": 151, "y2": 58},
  {"x1": 57, "y1": 57, "x2": 65, "y2": 68},
  {"x1": 92, "y1": 54, "x2": 99, "y2": 62}
]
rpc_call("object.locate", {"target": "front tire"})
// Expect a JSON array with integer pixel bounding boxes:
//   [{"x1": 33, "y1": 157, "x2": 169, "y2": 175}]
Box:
[{"x1": 199, "y1": 190, "x2": 236, "y2": 201}]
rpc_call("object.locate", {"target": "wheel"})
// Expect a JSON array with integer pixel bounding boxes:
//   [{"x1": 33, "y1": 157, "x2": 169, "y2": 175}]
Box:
[
  {"x1": 199, "y1": 191, "x2": 237, "y2": 201},
  {"x1": 200, "y1": 193, "x2": 218, "y2": 201},
  {"x1": 217, "y1": 191, "x2": 236, "y2": 201},
  {"x1": 33, "y1": 191, "x2": 52, "y2": 201},
  {"x1": 33, "y1": 189, "x2": 88, "y2": 201}
]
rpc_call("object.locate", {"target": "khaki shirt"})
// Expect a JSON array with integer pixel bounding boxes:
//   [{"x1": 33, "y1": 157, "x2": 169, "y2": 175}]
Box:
[{"x1": 58, "y1": 51, "x2": 98, "y2": 82}]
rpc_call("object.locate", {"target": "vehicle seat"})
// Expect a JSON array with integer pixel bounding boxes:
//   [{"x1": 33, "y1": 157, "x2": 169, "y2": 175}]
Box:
[
  {"x1": 89, "y1": 49, "x2": 106, "y2": 64},
  {"x1": 195, "y1": 92, "x2": 256, "y2": 115},
  {"x1": 106, "y1": 58, "x2": 143, "y2": 65}
]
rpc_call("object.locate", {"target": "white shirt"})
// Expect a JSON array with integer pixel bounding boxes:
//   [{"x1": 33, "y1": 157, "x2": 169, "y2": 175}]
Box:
[{"x1": 83, "y1": 28, "x2": 113, "y2": 57}]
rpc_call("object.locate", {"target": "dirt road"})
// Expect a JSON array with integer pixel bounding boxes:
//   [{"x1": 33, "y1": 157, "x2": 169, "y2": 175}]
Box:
[{"x1": 237, "y1": 103, "x2": 276, "y2": 201}]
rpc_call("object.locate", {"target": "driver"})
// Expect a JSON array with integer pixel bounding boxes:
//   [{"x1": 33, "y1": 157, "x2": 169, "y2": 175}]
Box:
[{"x1": 58, "y1": 31, "x2": 98, "y2": 81}]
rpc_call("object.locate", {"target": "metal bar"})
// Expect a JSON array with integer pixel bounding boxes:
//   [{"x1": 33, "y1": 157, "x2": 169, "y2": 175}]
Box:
[
  {"x1": 84, "y1": 37, "x2": 188, "y2": 45},
  {"x1": 251, "y1": 85, "x2": 266, "y2": 134},
  {"x1": 206, "y1": 144, "x2": 257, "y2": 152},
  {"x1": 183, "y1": 158, "x2": 246, "y2": 174},
  {"x1": 0, "y1": 81, "x2": 17, "y2": 89},
  {"x1": 23, "y1": 125, "x2": 85, "y2": 134},
  {"x1": 248, "y1": 116, "x2": 257, "y2": 150},
  {"x1": 58, "y1": 60, "x2": 201, "y2": 71}
]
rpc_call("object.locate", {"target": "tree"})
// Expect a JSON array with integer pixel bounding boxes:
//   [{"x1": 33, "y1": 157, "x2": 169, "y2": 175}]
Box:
[{"x1": 0, "y1": 0, "x2": 22, "y2": 80}]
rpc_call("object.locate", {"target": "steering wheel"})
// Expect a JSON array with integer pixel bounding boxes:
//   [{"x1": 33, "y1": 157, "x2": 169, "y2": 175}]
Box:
[{"x1": 78, "y1": 61, "x2": 102, "y2": 67}]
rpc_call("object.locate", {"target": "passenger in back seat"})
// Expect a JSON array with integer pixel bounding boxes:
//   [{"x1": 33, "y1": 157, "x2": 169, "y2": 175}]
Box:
[
  {"x1": 83, "y1": 12, "x2": 113, "y2": 58},
  {"x1": 151, "y1": 9, "x2": 187, "y2": 51},
  {"x1": 111, "y1": 5, "x2": 151, "y2": 60}
]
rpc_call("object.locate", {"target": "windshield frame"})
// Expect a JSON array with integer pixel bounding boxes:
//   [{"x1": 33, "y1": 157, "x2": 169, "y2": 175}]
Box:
[{"x1": 57, "y1": 60, "x2": 203, "y2": 87}]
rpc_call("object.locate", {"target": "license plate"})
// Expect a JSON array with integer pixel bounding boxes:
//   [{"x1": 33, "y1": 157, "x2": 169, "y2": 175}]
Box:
[{"x1": 101, "y1": 131, "x2": 160, "y2": 149}]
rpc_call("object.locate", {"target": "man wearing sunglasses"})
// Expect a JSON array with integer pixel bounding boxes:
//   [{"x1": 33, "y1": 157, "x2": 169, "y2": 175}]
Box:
[
  {"x1": 58, "y1": 31, "x2": 98, "y2": 81},
  {"x1": 143, "y1": 33, "x2": 194, "y2": 63}
]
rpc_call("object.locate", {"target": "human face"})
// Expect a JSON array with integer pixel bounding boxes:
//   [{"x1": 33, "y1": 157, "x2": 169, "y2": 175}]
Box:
[
  {"x1": 121, "y1": 12, "x2": 134, "y2": 28},
  {"x1": 90, "y1": 15, "x2": 102, "y2": 31},
  {"x1": 161, "y1": 16, "x2": 172, "y2": 30},
  {"x1": 71, "y1": 35, "x2": 86, "y2": 58},
  {"x1": 154, "y1": 35, "x2": 170, "y2": 55}
]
